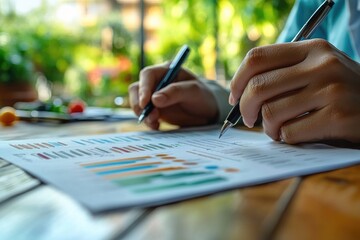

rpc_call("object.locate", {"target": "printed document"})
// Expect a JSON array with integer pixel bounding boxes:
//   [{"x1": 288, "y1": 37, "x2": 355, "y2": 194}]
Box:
[{"x1": 0, "y1": 127, "x2": 359, "y2": 212}]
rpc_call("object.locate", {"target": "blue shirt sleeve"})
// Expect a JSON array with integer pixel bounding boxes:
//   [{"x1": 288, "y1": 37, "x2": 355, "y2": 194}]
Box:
[
  {"x1": 277, "y1": 0, "x2": 327, "y2": 43},
  {"x1": 276, "y1": 0, "x2": 359, "y2": 62}
]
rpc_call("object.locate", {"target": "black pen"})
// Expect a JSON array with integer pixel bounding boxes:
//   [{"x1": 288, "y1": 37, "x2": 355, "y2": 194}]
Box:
[
  {"x1": 219, "y1": 0, "x2": 334, "y2": 138},
  {"x1": 138, "y1": 45, "x2": 191, "y2": 123}
]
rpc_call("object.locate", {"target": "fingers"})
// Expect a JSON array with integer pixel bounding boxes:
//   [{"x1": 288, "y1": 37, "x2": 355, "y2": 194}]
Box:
[
  {"x1": 129, "y1": 62, "x2": 204, "y2": 130},
  {"x1": 278, "y1": 101, "x2": 360, "y2": 144},
  {"x1": 143, "y1": 106, "x2": 208, "y2": 129},
  {"x1": 138, "y1": 63, "x2": 198, "y2": 108},
  {"x1": 144, "y1": 108, "x2": 160, "y2": 130},
  {"x1": 138, "y1": 63, "x2": 170, "y2": 108},
  {"x1": 128, "y1": 82, "x2": 141, "y2": 115},
  {"x1": 261, "y1": 88, "x2": 325, "y2": 141},
  {"x1": 129, "y1": 78, "x2": 161, "y2": 130},
  {"x1": 147, "y1": 81, "x2": 216, "y2": 126},
  {"x1": 159, "y1": 107, "x2": 210, "y2": 126},
  {"x1": 151, "y1": 81, "x2": 202, "y2": 107},
  {"x1": 229, "y1": 41, "x2": 309, "y2": 105},
  {"x1": 238, "y1": 39, "x2": 341, "y2": 128},
  {"x1": 227, "y1": 39, "x2": 360, "y2": 144},
  {"x1": 279, "y1": 107, "x2": 334, "y2": 144},
  {"x1": 239, "y1": 62, "x2": 310, "y2": 127},
  {"x1": 135, "y1": 79, "x2": 217, "y2": 129}
]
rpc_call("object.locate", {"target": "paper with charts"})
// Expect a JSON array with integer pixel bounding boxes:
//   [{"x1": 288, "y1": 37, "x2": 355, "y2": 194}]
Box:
[{"x1": 0, "y1": 127, "x2": 359, "y2": 212}]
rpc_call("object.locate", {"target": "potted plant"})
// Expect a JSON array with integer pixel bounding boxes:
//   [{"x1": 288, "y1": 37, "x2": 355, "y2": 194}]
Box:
[{"x1": 0, "y1": 32, "x2": 38, "y2": 106}]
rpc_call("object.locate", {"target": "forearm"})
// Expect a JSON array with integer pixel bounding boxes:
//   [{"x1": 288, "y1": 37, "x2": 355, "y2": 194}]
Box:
[{"x1": 200, "y1": 79, "x2": 232, "y2": 124}]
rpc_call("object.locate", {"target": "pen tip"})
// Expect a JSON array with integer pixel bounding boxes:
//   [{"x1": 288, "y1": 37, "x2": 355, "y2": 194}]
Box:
[
  {"x1": 218, "y1": 132, "x2": 223, "y2": 139},
  {"x1": 138, "y1": 114, "x2": 145, "y2": 124},
  {"x1": 219, "y1": 121, "x2": 233, "y2": 139}
]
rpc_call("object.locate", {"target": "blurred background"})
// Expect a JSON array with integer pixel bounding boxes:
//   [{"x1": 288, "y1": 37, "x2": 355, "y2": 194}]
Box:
[{"x1": 0, "y1": 0, "x2": 294, "y2": 108}]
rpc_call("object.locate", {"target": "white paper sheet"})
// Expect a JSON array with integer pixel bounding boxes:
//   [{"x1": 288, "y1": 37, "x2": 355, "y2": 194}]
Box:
[{"x1": 0, "y1": 127, "x2": 359, "y2": 212}]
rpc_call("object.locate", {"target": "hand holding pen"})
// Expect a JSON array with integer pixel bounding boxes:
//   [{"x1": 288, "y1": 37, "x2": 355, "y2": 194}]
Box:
[
  {"x1": 128, "y1": 46, "x2": 219, "y2": 130},
  {"x1": 219, "y1": 0, "x2": 335, "y2": 139},
  {"x1": 128, "y1": 0, "x2": 360, "y2": 144},
  {"x1": 138, "y1": 45, "x2": 191, "y2": 123}
]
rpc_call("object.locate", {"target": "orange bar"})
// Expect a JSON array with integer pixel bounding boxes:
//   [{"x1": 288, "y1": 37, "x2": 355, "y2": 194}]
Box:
[
  {"x1": 80, "y1": 155, "x2": 152, "y2": 167},
  {"x1": 91, "y1": 161, "x2": 163, "y2": 173},
  {"x1": 104, "y1": 167, "x2": 186, "y2": 179}
]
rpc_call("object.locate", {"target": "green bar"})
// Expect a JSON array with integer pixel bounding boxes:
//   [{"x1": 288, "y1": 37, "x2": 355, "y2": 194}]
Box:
[
  {"x1": 134, "y1": 176, "x2": 226, "y2": 193},
  {"x1": 112, "y1": 171, "x2": 212, "y2": 187},
  {"x1": 112, "y1": 174, "x2": 162, "y2": 186},
  {"x1": 159, "y1": 143, "x2": 173, "y2": 148}
]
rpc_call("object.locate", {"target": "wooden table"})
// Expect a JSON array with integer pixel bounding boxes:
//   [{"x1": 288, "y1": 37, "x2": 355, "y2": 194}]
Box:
[{"x1": 1, "y1": 120, "x2": 360, "y2": 240}]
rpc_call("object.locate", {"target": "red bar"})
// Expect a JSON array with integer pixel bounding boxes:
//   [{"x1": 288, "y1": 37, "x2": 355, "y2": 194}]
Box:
[
  {"x1": 114, "y1": 147, "x2": 130, "y2": 153},
  {"x1": 37, "y1": 153, "x2": 50, "y2": 160}
]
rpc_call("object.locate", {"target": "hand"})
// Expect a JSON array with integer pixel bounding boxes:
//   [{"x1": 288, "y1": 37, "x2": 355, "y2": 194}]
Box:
[
  {"x1": 229, "y1": 39, "x2": 360, "y2": 144},
  {"x1": 128, "y1": 63, "x2": 218, "y2": 130}
]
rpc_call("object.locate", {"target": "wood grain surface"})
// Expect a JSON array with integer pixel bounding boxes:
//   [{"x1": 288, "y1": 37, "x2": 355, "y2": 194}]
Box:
[{"x1": 0, "y1": 120, "x2": 359, "y2": 240}]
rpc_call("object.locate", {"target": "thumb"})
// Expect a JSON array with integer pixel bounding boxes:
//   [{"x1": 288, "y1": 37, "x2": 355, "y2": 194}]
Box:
[{"x1": 151, "y1": 81, "x2": 198, "y2": 108}]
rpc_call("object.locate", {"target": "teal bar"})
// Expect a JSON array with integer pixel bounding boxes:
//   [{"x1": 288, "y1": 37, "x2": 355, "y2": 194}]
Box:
[
  {"x1": 134, "y1": 176, "x2": 227, "y2": 193},
  {"x1": 83, "y1": 160, "x2": 137, "y2": 168}
]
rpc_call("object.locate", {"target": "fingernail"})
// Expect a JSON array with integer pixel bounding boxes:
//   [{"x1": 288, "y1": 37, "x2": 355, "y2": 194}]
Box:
[
  {"x1": 228, "y1": 93, "x2": 234, "y2": 105},
  {"x1": 139, "y1": 91, "x2": 145, "y2": 103},
  {"x1": 279, "y1": 129, "x2": 285, "y2": 142},
  {"x1": 153, "y1": 93, "x2": 167, "y2": 103},
  {"x1": 148, "y1": 111, "x2": 157, "y2": 122},
  {"x1": 243, "y1": 118, "x2": 254, "y2": 128}
]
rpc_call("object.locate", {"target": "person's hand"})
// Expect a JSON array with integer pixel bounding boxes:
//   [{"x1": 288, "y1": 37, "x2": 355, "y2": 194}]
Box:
[
  {"x1": 229, "y1": 39, "x2": 360, "y2": 144},
  {"x1": 128, "y1": 63, "x2": 218, "y2": 130}
]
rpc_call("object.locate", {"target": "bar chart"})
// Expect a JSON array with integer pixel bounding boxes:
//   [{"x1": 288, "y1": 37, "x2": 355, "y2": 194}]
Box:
[
  {"x1": 2, "y1": 127, "x2": 357, "y2": 212},
  {"x1": 24, "y1": 142, "x2": 179, "y2": 161},
  {"x1": 80, "y1": 153, "x2": 239, "y2": 194}
]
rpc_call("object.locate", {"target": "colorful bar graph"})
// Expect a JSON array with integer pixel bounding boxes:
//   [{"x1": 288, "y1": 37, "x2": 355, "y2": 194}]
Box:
[
  {"x1": 79, "y1": 152, "x2": 238, "y2": 195},
  {"x1": 81, "y1": 156, "x2": 152, "y2": 168},
  {"x1": 134, "y1": 176, "x2": 227, "y2": 193},
  {"x1": 91, "y1": 162, "x2": 163, "y2": 173},
  {"x1": 96, "y1": 165, "x2": 157, "y2": 175},
  {"x1": 104, "y1": 167, "x2": 186, "y2": 179},
  {"x1": 9, "y1": 141, "x2": 67, "y2": 150},
  {"x1": 112, "y1": 171, "x2": 213, "y2": 187},
  {"x1": 37, "y1": 153, "x2": 50, "y2": 160}
]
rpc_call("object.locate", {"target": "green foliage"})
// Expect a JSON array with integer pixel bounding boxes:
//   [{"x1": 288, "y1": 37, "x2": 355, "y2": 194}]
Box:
[
  {"x1": 0, "y1": 11, "x2": 37, "y2": 83},
  {"x1": 27, "y1": 25, "x2": 79, "y2": 83},
  {"x1": 0, "y1": 32, "x2": 35, "y2": 83},
  {"x1": 0, "y1": 10, "x2": 77, "y2": 83},
  {"x1": 0, "y1": 0, "x2": 295, "y2": 106},
  {"x1": 152, "y1": 0, "x2": 295, "y2": 80},
  {"x1": 0, "y1": 4, "x2": 138, "y2": 106}
]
